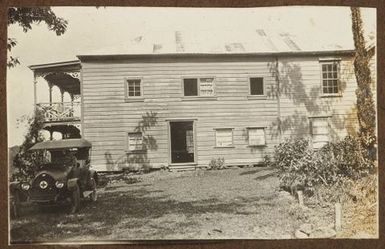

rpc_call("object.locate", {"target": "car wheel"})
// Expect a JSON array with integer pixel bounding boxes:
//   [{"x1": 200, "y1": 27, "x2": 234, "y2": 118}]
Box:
[
  {"x1": 89, "y1": 178, "x2": 97, "y2": 202},
  {"x1": 69, "y1": 184, "x2": 80, "y2": 214},
  {"x1": 11, "y1": 192, "x2": 21, "y2": 218}
]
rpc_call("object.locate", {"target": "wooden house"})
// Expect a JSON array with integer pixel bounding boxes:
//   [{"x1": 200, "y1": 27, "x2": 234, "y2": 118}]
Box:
[{"x1": 29, "y1": 30, "x2": 375, "y2": 171}]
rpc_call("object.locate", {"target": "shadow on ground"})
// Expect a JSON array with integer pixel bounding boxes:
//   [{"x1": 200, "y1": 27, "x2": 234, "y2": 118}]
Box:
[{"x1": 10, "y1": 167, "x2": 297, "y2": 242}]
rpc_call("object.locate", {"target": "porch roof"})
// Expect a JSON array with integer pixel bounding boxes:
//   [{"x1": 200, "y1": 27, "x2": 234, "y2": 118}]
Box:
[
  {"x1": 29, "y1": 60, "x2": 81, "y2": 95},
  {"x1": 28, "y1": 60, "x2": 80, "y2": 70}
]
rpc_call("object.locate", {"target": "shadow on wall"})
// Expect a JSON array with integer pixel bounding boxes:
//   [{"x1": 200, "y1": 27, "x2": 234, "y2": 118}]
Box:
[
  {"x1": 105, "y1": 111, "x2": 158, "y2": 171},
  {"x1": 241, "y1": 128, "x2": 269, "y2": 155},
  {"x1": 330, "y1": 106, "x2": 359, "y2": 140},
  {"x1": 266, "y1": 59, "x2": 355, "y2": 140}
]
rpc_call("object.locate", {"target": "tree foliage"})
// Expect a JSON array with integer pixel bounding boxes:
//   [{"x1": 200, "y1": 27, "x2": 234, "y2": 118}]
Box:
[
  {"x1": 350, "y1": 7, "x2": 376, "y2": 160},
  {"x1": 12, "y1": 110, "x2": 46, "y2": 180},
  {"x1": 7, "y1": 7, "x2": 68, "y2": 68}
]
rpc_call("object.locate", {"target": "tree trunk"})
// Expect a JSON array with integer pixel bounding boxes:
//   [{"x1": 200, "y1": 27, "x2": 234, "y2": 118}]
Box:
[{"x1": 350, "y1": 7, "x2": 376, "y2": 161}]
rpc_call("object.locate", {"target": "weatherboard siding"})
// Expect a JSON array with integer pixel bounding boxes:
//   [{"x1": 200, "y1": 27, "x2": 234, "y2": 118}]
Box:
[
  {"x1": 277, "y1": 56, "x2": 359, "y2": 142},
  {"x1": 82, "y1": 58, "x2": 278, "y2": 171},
  {"x1": 81, "y1": 55, "x2": 359, "y2": 171}
]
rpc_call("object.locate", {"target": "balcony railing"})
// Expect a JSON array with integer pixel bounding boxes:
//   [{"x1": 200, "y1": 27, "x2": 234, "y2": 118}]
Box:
[{"x1": 37, "y1": 102, "x2": 81, "y2": 122}]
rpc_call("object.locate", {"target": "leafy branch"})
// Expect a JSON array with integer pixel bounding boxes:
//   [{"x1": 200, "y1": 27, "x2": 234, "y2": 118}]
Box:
[{"x1": 7, "y1": 7, "x2": 68, "y2": 68}]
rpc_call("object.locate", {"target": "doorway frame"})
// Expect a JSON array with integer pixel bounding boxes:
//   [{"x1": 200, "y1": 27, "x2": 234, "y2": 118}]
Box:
[{"x1": 166, "y1": 118, "x2": 197, "y2": 166}]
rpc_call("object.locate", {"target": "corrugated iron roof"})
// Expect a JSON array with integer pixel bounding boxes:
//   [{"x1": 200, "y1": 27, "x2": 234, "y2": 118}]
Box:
[{"x1": 79, "y1": 29, "x2": 354, "y2": 56}]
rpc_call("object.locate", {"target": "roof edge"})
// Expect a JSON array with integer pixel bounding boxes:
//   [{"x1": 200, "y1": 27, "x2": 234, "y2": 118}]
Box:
[
  {"x1": 29, "y1": 138, "x2": 92, "y2": 151},
  {"x1": 28, "y1": 60, "x2": 81, "y2": 71},
  {"x1": 77, "y1": 50, "x2": 356, "y2": 61}
]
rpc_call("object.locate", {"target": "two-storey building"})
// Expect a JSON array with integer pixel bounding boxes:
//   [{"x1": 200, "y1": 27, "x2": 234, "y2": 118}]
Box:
[{"x1": 29, "y1": 30, "x2": 375, "y2": 171}]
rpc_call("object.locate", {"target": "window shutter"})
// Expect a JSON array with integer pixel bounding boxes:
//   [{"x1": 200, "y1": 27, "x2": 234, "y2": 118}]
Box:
[
  {"x1": 216, "y1": 129, "x2": 233, "y2": 147},
  {"x1": 199, "y1": 78, "x2": 214, "y2": 96},
  {"x1": 311, "y1": 118, "x2": 329, "y2": 149},
  {"x1": 128, "y1": 132, "x2": 143, "y2": 151},
  {"x1": 248, "y1": 128, "x2": 266, "y2": 146}
]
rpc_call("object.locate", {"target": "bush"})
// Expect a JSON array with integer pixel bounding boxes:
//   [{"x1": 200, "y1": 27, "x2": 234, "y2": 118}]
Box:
[
  {"x1": 310, "y1": 173, "x2": 376, "y2": 204},
  {"x1": 208, "y1": 157, "x2": 225, "y2": 170},
  {"x1": 322, "y1": 136, "x2": 374, "y2": 178},
  {"x1": 13, "y1": 109, "x2": 46, "y2": 181},
  {"x1": 268, "y1": 136, "x2": 373, "y2": 196}
]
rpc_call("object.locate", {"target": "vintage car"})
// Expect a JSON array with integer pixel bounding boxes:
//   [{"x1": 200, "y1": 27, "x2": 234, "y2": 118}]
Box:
[{"x1": 10, "y1": 139, "x2": 98, "y2": 216}]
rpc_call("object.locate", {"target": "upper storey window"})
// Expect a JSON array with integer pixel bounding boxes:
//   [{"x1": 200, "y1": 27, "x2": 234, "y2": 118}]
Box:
[
  {"x1": 321, "y1": 61, "x2": 340, "y2": 95},
  {"x1": 127, "y1": 79, "x2": 141, "y2": 97},
  {"x1": 183, "y1": 78, "x2": 215, "y2": 97},
  {"x1": 125, "y1": 78, "x2": 144, "y2": 102},
  {"x1": 249, "y1": 77, "x2": 264, "y2": 96}
]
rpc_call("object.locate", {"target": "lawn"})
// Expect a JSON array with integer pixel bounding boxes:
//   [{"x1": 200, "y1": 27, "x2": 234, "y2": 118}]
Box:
[{"x1": 10, "y1": 167, "x2": 334, "y2": 242}]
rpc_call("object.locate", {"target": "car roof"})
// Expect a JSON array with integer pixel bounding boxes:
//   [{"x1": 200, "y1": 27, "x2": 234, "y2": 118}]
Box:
[{"x1": 29, "y1": 139, "x2": 92, "y2": 151}]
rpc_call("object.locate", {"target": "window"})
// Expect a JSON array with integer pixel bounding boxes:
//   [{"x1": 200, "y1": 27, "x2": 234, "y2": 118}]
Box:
[
  {"x1": 249, "y1": 77, "x2": 264, "y2": 95},
  {"x1": 43, "y1": 150, "x2": 51, "y2": 164},
  {"x1": 126, "y1": 79, "x2": 142, "y2": 97},
  {"x1": 310, "y1": 117, "x2": 329, "y2": 149},
  {"x1": 186, "y1": 130, "x2": 194, "y2": 153},
  {"x1": 183, "y1": 79, "x2": 198, "y2": 96},
  {"x1": 127, "y1": 132, "x2": 143, "y2": 151},
  {"x1": 248, "y1": 128, "x2": 266, "y2": 146},
  {"x1": 183, "y1": 78, "x2": 215, "y2": 96},
  {"x1": 321, "y1": 62, "x2": 340, "y2": 95},
  {"x1": 215, "y1": 129, "x2": 233, "y2": 147}
]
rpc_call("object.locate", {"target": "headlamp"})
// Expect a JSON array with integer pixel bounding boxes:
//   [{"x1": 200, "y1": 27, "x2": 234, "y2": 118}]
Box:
[
  {"x1": 21, "y1": 182, "x2": 30, "y2": 191},
  {"x1": 55, "y1": 181, "x2": 64, "y2": 189}
]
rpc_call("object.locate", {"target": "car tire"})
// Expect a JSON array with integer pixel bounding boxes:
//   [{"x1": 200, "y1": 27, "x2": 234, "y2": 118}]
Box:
[
  {"x1": 69, "y1": 184, "x2": 80, "y2": 214},
  {"x1": 89, "y1": 178, "x2": 97, "y2": 202}
]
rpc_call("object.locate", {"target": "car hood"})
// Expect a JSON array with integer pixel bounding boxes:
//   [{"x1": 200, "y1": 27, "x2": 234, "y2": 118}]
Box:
[{"x1": 34, "y1": 167, "x2": 72, "y2": 182}]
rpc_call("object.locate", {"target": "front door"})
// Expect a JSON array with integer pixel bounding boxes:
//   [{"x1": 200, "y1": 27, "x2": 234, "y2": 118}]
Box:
[{"x1": 170, "y1": 121, "x2": 194, "y2": 163}]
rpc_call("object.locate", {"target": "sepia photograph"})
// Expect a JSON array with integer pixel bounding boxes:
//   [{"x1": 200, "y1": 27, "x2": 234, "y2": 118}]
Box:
[{"x1": 6, "y1": 5, "x2": 377, "y2": 243}]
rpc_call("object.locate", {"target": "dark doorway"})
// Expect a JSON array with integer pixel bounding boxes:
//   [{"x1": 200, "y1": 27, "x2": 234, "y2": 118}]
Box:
[{"x1": 170, "y1": 121, "x2": 194, "y2": 163}]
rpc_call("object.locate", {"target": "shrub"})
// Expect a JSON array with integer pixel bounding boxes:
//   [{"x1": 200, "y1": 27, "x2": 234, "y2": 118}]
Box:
[
  {"x1": 263, "y1": 155, "x2": 272, "y2": 167},
  {"x1": 322, "y1": 136, "x2": 373, "y2": 178},
  {"x1": 13, "y1": 109, "x2": 46, "y2": 181},
  {"x1": 310, "y1": 173, "x2": 376, "y2": 204},
  {"x1": 268, "y1": 136, "x2": 373, "y2": 196},
  {"x1": 266, "y1": 138, "x2": 311, "y2": 192},
  {"x1": 208, "y1": 157, "x2": 225, "y2": 170}
]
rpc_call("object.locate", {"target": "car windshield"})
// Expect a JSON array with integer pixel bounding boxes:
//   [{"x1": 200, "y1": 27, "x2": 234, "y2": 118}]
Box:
[
  {"x1": 38, "y1": 148, "x2": 89, "y2": 169},
  {"x1": 39, "y1": 150, "x2": 77, "y2": 168}
]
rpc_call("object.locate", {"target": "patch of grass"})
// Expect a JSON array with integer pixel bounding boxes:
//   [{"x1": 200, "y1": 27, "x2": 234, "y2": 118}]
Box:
[{"x1": 9, "y1": 167, "x2": 333, "y2": 241}]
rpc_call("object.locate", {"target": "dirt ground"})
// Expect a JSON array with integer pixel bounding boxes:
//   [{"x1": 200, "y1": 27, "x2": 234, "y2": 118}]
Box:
[{"x1": 10, "y1": 167, "x2": 335, "y2": 242}]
